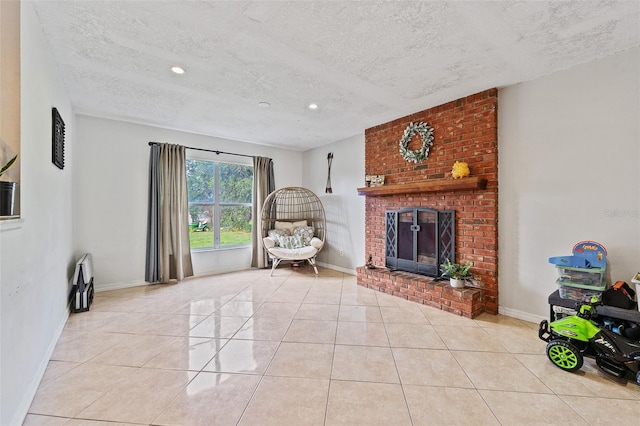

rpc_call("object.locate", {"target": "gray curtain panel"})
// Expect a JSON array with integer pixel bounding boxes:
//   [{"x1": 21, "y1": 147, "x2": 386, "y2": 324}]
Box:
[
  {"x1": 146, "y1": 143, "x2": 194, "y2": 283},
  {"x1": 159, "y1": 143, "x2": 194, "y2": 282},
  {"x1": 251, "y1": 156, "x2": 275, "y2": 268},
  {"x1": 145, "y1": 144, "x2": 161, "y2": 282}
]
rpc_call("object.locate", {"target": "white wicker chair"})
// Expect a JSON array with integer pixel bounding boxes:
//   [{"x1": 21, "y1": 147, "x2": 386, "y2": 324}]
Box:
[{"x1": 261, "y1": 187, "x2": 326, "y2": 275}]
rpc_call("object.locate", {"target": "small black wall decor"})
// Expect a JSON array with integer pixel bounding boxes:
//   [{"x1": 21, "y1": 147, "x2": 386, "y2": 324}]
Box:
[
  {"x1": 52, "y1": 107, "x2": 65, "y2": 169},
  {"x1": 325, "y1": 152, "x2": 333, "y2": 194}
]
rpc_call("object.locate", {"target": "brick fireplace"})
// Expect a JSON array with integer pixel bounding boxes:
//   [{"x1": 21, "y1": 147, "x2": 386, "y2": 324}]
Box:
[{"x1": 356, "y1": 89, "x2": 498, "y2": 318}]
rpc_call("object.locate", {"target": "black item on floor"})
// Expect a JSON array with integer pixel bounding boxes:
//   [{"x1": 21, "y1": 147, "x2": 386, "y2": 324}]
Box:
[
  {"x1": 71, "y1": 253, "x2": 94, "y2": 313},
  {"x1": 602, "y1": 281, "x2": 636, "y2": 310}
]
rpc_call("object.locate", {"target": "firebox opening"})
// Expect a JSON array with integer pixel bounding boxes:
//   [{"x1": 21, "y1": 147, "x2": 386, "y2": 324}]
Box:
[{"x1": 386, "y1": 207, "x2": 455, "y2": 277}]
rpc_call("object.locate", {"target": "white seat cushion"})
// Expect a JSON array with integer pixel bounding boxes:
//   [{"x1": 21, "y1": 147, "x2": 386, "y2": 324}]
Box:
[
  {"x1": 267, "y1": 245, "x2": 318, "y2": 260},
  {"x1": 263, "y1": 236, "x2": 323, "y2": 261}
]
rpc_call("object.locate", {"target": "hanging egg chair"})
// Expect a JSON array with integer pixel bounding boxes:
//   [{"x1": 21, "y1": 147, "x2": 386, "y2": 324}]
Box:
[{"x1": 260, "y1": 187, "x2": 326, "y2": 275}]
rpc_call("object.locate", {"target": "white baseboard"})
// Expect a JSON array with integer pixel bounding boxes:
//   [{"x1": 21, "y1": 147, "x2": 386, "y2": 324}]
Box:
[
  {"x1": 498, "y1": 305, "x2": 546, "y2": 324},
  {"x1": 192, "y1": 266, "x2": 251, "y2": 278},
  {"x1": 316, "y1": 261, "x2": 356, "y2": 275},
  {"x1": 14, "y1": 309, "x2": 69, "y2": 426},
  {"x1": 94, "y1": 267, "x2": 253, "y2": 293},
  {"x1": 95, "y1": 279, "x2": 147, "y2": 293}
]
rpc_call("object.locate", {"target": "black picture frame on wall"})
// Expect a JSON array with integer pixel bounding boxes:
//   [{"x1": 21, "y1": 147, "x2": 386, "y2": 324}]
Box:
[{"x1": 52, "y1": 107, "x2": 65, "y2": 170}]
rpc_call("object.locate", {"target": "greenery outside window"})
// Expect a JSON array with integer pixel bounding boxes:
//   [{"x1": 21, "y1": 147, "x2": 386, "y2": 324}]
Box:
[{"x1": 186, "y1": 159, "x2": 253, "y2": 249}]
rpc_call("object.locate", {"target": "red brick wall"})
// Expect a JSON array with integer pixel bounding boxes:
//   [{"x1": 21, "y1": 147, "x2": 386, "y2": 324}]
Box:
[{"x1": 361, "y1": 89, "x2": 498, "y2": 314}]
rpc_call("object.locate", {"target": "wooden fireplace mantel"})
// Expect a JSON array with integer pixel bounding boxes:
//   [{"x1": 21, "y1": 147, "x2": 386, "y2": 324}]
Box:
[{"x1": 357, "y1": 176, "x2": 487, "y2": 197}]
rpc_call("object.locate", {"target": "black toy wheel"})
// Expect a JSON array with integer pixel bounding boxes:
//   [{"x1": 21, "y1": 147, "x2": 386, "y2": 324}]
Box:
[{"x1": 546, "y1": 340, "x2": 583, "y2": 372}]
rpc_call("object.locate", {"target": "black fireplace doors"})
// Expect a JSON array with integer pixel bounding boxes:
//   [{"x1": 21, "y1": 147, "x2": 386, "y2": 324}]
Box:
[{"x1": 385, "y1": 207, "x2": 455, "y2": 277}]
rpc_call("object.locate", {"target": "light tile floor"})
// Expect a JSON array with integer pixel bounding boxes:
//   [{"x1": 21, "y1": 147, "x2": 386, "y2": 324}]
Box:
[{"x1": 25, "y1": 267, "x2": 640, "y2": 425}]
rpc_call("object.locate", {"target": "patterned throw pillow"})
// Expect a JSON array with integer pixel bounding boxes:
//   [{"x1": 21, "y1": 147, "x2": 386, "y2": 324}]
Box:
[
  {"x1": 268, "y1": 229, "x2": 290, "y2": 246},
  {"x1": 278, "y1": 234, "x2": 304, "y2": 249},
  {"x1": 293, "y1": 226, "x2": 314, "y2": 246}
]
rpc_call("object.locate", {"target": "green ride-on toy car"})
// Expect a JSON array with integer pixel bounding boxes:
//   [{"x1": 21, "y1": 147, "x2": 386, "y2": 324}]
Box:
[{"x1": 539, "y1": 296, "x2": 640, "y2": 386}]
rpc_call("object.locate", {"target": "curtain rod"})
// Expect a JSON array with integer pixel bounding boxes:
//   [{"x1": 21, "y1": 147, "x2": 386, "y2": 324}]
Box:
[{"x1": 148, "y1": 141, "x2": 254, "y2": 159}]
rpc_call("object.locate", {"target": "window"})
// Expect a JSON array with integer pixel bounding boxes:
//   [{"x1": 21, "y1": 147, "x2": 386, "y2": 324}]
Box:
[{"x1": 186, "y1": 159, "x2": 253, "y2": 249}]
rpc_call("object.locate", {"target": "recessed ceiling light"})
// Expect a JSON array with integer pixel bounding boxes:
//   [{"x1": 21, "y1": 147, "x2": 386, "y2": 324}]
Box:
[
  {"x1": 308, "y1": 103, "x2": 319, "y2": 110},
  {"x1": 171, "y1": 66, "x2": 185, "y2": 74},
  {"x1": 258, "y1": 101, "x2": 271, "y2": 108}
]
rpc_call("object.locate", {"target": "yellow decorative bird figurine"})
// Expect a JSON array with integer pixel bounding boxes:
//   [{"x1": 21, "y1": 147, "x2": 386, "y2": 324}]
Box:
[{"x1": 452, "y1": 161, "x2": 470, "y2": 179}]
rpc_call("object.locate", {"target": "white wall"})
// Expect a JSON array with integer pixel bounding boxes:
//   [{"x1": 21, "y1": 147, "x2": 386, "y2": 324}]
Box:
[
  {"x1": 301, "y1": 134, "x2": 365, "y2": 273},
  {"x1": 499, "y1": 47, "x2": 640, "y2": 321},
  {"x1": 0, "y1": 2, "x2": 75, "y2": 425},
  {"x1": 74, "y1": 116, "x2": 302, "y2": 290}
]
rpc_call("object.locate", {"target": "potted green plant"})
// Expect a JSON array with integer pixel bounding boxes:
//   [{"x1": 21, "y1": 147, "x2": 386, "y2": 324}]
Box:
[
  {"x1": 0, "y1": 154, "x2": 18, "y2": 216},
  {"x1": 440, "y1": 258, "x2": 472, "y2": 288}
]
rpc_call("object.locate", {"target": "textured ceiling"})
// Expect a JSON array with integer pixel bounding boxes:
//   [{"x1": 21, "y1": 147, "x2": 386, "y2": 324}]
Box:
[{"x1": 32, "y1": 1, "x2": 640, "y2": 151}]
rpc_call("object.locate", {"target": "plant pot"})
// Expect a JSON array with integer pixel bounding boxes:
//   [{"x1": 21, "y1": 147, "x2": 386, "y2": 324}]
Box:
[
  {"x1": 450, "y1": 278, "x2": 466, "y2": 288},
  {"x1": 0, "y1": 181, "x2": 16, "y2": 216}
]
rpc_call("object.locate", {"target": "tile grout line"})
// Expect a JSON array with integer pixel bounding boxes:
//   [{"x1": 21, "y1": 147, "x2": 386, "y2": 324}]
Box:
[
  {"x1": 322, "y1": 277, "x2": 344, "y2": 426},
  {"x1": 235, "y1": 269, "x2": 303, "y2": 425}
]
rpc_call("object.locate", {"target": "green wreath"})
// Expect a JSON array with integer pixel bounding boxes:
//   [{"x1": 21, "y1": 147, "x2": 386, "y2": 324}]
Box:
[{"x1": 399, "y1": 122, "x2": 434, "y2": 163}]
